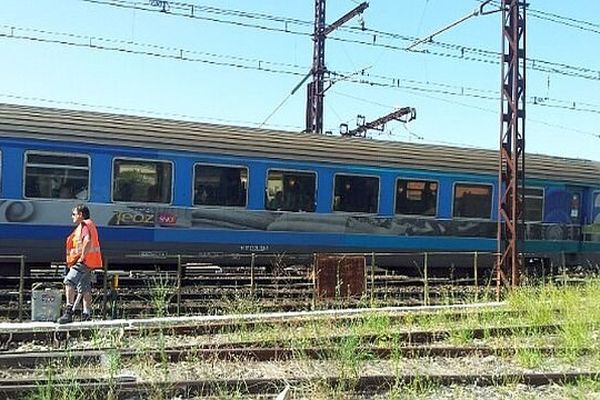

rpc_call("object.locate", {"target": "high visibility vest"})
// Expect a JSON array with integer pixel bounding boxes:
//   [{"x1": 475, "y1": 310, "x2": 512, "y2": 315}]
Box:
[{"x1": 66, "y1": 219, "x2": 103, "y2": 269}]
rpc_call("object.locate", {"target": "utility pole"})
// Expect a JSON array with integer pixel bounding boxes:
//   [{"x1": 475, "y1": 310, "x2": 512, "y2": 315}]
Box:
[
  {"x1": 306, "y1": 1, "x2": 369, "y2": 134},
  {"x1": 497, "y1": 0, "x2": 526, "y2": 297},
  {"x1": 375, "y1": 1, "x2": 524, "y2": 295},
  {"x1": 341, "y1": 107, "x2": 416, "y2": 137}
]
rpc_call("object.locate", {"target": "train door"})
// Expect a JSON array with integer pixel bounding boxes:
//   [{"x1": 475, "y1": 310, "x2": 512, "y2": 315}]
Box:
[
  {"x1": 567, "y1": 187, "x2": 584, "y2": 225},
  {"x1": 593, "y1": 191, "x2": 600, "y2": 225}
]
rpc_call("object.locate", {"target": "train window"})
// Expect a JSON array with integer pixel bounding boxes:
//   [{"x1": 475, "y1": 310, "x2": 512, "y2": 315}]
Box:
[
  {"x1": 194, "y1": 164, "x2": 248, "y2": 207},
  {"x1": 453, "y1": 183, "x2": 492, "y2": 219},
  {"x1": 112, "y1": 158, "x2": 172, "y2": 203},
  {"x1": 524, "y1": 187, "x2": 544, "y2": 221},
  {"x1": 24, "y1": 152, "x2": 90, "y2": 200},
  {"x1": 265, "y1": 170, "x2": 316, "y2": 212},
  {"x1": 333, "y1": 174, "x2": 379, "y2": 213},
  {"x1": 395, "y1": 179, "x2": 438, "y2": 216}
]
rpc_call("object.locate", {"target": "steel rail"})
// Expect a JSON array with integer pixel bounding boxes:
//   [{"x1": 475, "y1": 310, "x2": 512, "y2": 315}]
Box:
[
  {"x1": 0, "y1": 301, "x2": 506, "y2": 331},
  {"x1": 1, "y1": 372, "x2": 599, "y2": 398},
  {"x1": 0, "y1": 294, "x2": 499, "y2": 322},
  {"x1": 0, "y1": 321, "x2": 558, "y2": 351},
  {"x1": 0, "y1": 345, "x2": 593, "y2": 369}
]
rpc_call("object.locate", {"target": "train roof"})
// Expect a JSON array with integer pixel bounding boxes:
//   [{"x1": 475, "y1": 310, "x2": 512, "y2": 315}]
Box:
[{"x1": 0, "y1": 102, "x2": 598, "y2": 185}]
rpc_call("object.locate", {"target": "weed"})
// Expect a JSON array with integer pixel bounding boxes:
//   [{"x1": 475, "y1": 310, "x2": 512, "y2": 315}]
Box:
[
  {"x1": 333, "y1": 334, "x2": 368, "y2": 392},
  {"x1": 210, "y1": 381, "x2": 249, "y2": 399},
  {"x1": 388, "y1": 374, "x2": 436, "y2": 400},
  {"x1": 352, "y1": 311, "x2": 391, "y2": 339},
  {"x1": 507, "y1": 284, "x2": 556, "y2": 326},
  {"x1": 447, "y1": 327, "x2": 474, "y2": 346},
  {"x1": 303, "y1": 378, "x2": 348, "y2": 400},
  {"x1": 102, "y1": 348, "x2": 122, "y2": 400},
  {"x1": 559, "y1": 321, "x2": 593, "y2": 361},
  {"x1": 29, "y1": 361, "x2": 90, "y2": 400},
  {"x1": 147, "y1": 273, "x2": 176, "y2": 318},
  {"x1": 563, "y1": 377, "x2": 600, "y2": 399},
  {"x1": 89, "y1": 327, "x2": 104, "y2": 349},
  {"x1": 218, "y1": 290, "x2": 261, "y2": 315},
  {"x1": 28, "y1": 364, "x2": 56, "y2": 400},
  {"x1": 514, "y1": 347, "x2": 545, "y2": 369}
]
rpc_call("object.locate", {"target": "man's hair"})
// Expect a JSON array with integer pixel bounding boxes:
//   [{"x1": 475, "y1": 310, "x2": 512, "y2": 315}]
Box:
[{"x1": 74, "y1": 204, "x2": 90, "y2": 219}]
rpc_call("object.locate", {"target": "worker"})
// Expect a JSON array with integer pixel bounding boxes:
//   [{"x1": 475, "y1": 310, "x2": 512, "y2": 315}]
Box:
[{"x1": 58, "y1": 204, "x2": 103, "y2": 323}]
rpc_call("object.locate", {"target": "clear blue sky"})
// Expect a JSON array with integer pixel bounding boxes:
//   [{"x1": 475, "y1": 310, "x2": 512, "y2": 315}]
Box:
[{"x1": 1, "y1": 0, "x2": 599, "y2": 160}]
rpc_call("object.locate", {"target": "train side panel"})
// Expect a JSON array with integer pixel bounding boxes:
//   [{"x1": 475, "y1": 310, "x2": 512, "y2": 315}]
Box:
[{"x1": 0, "y1": 130, "x2": 599, "y2": 268}]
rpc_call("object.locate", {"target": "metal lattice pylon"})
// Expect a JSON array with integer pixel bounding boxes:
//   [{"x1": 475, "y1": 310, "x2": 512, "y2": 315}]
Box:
[
  {"x1": 497, "y1": 0, "x2": 526, "y2": 298},
  {"x1": 305, "y1": 0, "x2": 368, "y2": 134}
]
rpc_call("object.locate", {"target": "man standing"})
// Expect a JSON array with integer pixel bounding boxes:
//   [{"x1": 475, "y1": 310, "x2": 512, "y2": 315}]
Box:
[{"x1": 58, "y1": 204, "x2": 103, "y2": 324}]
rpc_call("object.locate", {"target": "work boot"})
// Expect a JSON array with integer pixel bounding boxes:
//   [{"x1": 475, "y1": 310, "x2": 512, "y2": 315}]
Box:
[
  {"x1": 81, "y1": 312, "x2": 91, "y2": 322},
  {"x1": 57, "y1": 308, "x2": 73, "y2": 324}
]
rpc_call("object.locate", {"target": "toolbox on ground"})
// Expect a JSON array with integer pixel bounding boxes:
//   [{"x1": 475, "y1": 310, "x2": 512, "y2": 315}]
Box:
[{"x1": 31, "y1": 283, "x2": 62, "y2": 322}]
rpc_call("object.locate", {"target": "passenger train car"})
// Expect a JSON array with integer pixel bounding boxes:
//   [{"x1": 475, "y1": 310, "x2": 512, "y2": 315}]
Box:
[{"x1": 0, "y1": 103, "x2": 599, "y2": 269}]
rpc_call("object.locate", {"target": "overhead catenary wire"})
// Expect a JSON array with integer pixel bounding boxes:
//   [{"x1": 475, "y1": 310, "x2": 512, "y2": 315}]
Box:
[
  {"x1": 78, "y1": 0, "x2": 600, "y2": 82},
  {"x1": 0, "y1": 24, "x2": 307, "y2": 72},
  {"x1": 529, "y1": 9, "x2": 600, "y2": 35},
  {"x1": 0, "y1": 93, "x2": 304, "y2": 130},
  {"x1": 0, "y1": 25, "x2": 307, "y2": 76},
  {"x1": 476, "y1": 0, "x2": 600, "y2": 35},
  {"x1": 2, "y1": 24, "x2": 599, "y2": 117},
  {"x1": 334, "y1": 90, "x2": 600, "y2": 140},
  {"x1": 335, "y1": 90, "x2": 600, "y2": 142},
  {"x1": 406, "y1": 0, "x2": 499, "y2": 51},
  {"x1": 258, "y1": 91, "x2": 297, "y2": 129}
]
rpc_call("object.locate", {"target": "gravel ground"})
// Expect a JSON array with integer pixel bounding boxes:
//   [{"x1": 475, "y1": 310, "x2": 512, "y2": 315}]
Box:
[
  {"x1": 180, "y1": 383, "x2": 600, "y2": 400},
  {"x1": 4, "y1": 350, "x2": 598, "y2": 380},
  {"x1": 357, "y1": 383, "x2": 600, "y2": 400},
  {"x1": 4, "y1": 336, "x2": 600, "y2": 399},
  {"x1": 121, "y1": 353, "x2": 600, "y2": 382}
]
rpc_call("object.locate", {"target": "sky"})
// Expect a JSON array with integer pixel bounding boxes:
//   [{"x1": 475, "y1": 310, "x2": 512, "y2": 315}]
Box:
[{"x1": 1, "y1": 0, "x2": 599, "y2": 161}]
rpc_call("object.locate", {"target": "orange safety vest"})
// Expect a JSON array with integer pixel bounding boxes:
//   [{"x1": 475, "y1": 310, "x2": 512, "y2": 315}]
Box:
[{"x1": 65, "y1": 218, "x2": 103, "y2": 269}]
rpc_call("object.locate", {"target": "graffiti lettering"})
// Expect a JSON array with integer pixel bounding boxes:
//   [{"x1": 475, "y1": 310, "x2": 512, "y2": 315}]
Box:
[
  {"x1": 0, "y1": 200, "x2": 35, "y2": 222},
  {"x1": 110, "y1": 210, "x2": 155, "y2": 226}
]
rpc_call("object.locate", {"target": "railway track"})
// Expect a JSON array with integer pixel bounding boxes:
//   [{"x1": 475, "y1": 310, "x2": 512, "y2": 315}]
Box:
[
  {"x1": 0, "y1": 280, "x2": 492, "y2": 322},
  {"x1": 0, "y1": 322, "x2": 563, "y2": 355},
  {"x1": 0, "y1": 344, "x2": 594, "y2": 369},
  {"x1": 0, "y1": 296, "x2": 488, "y2": 322},
  {"x1": 1, "y1": 299, "x2": 598, "y2": 399},
  {"x1": 1, "y1": 302, "x2": 513, "y2": 348},
  {"x1": 1, "y1": 372, "x2": 599, "y2": 399}
]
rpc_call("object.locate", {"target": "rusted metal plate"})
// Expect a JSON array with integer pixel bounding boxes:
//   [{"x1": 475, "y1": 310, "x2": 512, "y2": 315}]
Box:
[
  {"x1": 315, "y1": 255, "x2": 337, "y2": 299},
  {"x1": 339, "y1": 257, "x2": 365, "y2": 297},
  {"x1": 315, "y1": 255, "x2": 365, "y2": 299}
]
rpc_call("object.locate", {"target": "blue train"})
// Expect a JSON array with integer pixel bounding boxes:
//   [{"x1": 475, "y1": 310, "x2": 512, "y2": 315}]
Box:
[{"x1": 0, "y1": 103, "x2": 599, "y2": 269}]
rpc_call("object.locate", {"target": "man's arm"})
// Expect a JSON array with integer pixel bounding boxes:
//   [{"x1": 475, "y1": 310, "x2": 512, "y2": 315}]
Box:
[{"x1": 78, "y1": 225, "x2": 91, "y2": 264}]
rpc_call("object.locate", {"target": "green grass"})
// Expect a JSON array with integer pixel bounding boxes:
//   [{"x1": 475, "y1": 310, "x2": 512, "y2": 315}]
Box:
[
  {"x1": 562, "y1": 377, "x2": 600, "y2": 400},
  {"x1": 28, "y1": 363, "x2": 90, "y2": 400},
  {"x1": 147, "y1": 274, "x2": 176, "y2": 318},
  {"x1": 218, "y1": 290, "x2": 262, "y2": 315},
  {"x1": 387, "y1": 375, "x2": 438, "y2": 400},
  {"x1": 514, "y1": 347, "x2": 545, "y2": 369}
]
